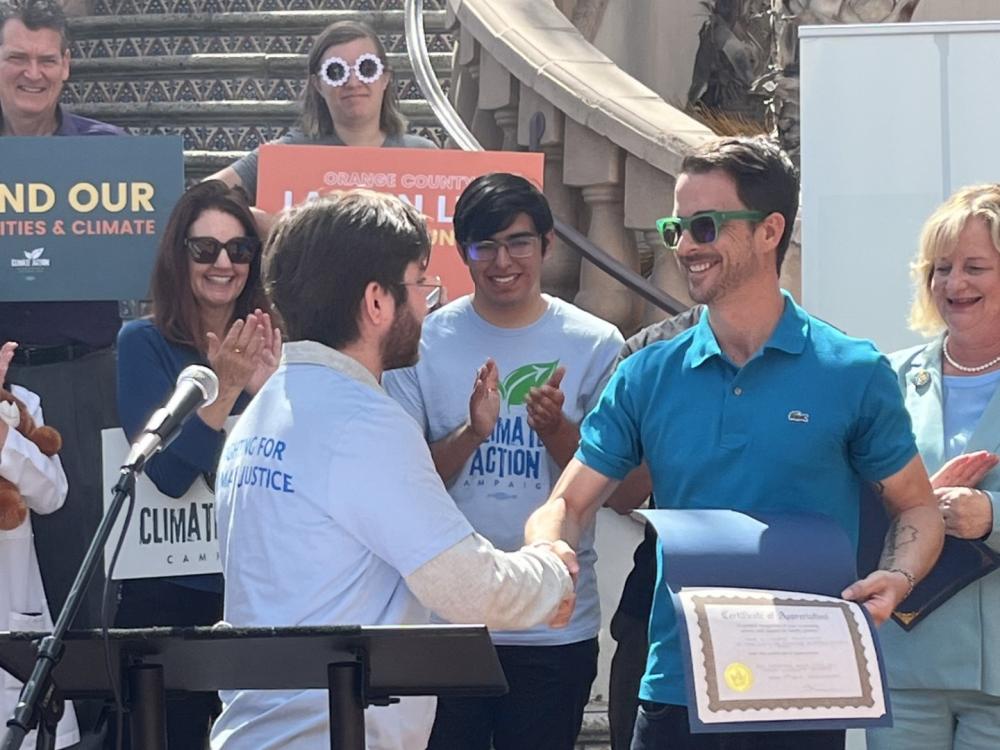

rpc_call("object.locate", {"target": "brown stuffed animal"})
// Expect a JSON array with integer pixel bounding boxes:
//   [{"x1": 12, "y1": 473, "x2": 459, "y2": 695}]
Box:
[{"x1": 0, "y1": 388, "x2": 63, "y2": 531}]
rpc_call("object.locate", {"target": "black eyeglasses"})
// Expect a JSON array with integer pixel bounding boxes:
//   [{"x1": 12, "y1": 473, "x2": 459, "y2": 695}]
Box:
[
  {"x1": 465, "y1": 234, "x2": 540, "y2": 263},
  {"x1": 185, "y1": 236, "x2": 261, "y2": 265},
  {"x1": 655, "y1": 210, "x2": 766, "y2": 248}
]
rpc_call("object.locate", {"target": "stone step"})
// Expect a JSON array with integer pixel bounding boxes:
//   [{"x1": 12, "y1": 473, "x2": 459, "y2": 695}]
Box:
[
  {"x1": 185, "y1": 149, "x2": 247, "y2": 181},
  {"x1": 66, "y1": 100, "x2": 441, "y2": 156},
  {"x1": 71, "y1": 99, "x2": 434, "y2": 126},
  {"x1": 63, "y1": 53, "x2": 451, "y2": 106},
  {"x1": 64, "y1": 4, "x2": 453, "y2": 170},
  {"x1": 63, "y1": 79, "x2": 445, "y2": 109},
  {"x1": 68, "y1": 11, "x2": 448, "y2": 39},
  {"x1": 576, "y1": 701, "x2": 611, "y2": 750},
  {"x1": 68, "y1": 52, "x2": 451, "y2": 80},
  {"x1": 69, "y1": 32, "x2": 447, "y2": 60},
  {"x1": 88, "y1": 0, "x2": 446, "y2": 15},
  {"x1": 67, "y1": 11, "x2": 453, "y2": 59}
]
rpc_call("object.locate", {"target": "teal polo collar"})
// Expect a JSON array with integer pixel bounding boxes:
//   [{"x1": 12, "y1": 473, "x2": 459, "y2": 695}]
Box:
[{"x1": 687, "y1": 290, "x2": 809, "y2": 369}]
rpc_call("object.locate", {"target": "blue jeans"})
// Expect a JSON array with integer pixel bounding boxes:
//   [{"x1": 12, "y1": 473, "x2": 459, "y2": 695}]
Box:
[{"x1": 631, "y1": 701, "x2": 845, "y2": 750}]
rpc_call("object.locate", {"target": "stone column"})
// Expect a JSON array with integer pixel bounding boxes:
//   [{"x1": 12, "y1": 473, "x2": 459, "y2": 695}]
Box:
[
  {"x1": 493, "y1": 105, "x2": 520, "y2": 152},
  {"x1": 517, "y1": 86, "x2": 581, "y2": 301},
  {"x1": 449, "y1": 27, "x2": 481, "y2": 133},
  {"x1": 474, "y1": 51, "x2": 516, "y2": 151},
  {"x1": 564, "y1": 120, "x2": 640, "y2": 333},
  {"x1": 624, "y1": 154, "x2": 691, "y2": 325}
]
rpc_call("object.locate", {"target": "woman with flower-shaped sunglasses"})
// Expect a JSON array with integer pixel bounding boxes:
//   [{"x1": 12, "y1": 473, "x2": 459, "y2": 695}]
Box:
[
  {"x1": 112, "y1": 181, "x2": 281, "y2": 748},
  {"x1": 210, "y1": 20, "x2": 437, "y2": 202}
]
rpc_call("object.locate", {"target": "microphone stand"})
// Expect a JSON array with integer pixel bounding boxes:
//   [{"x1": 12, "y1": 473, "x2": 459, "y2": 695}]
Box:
[
  {"x1": 2, "y1": 468, "x2": 136, "y2": 750},
  {"x1": 4, "y1": 366, "x2": 216, "y2": 749}
]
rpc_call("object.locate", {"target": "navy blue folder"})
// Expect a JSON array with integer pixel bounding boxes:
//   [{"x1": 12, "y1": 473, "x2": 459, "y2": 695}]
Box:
[
  {"x1": 639, "y1": 508, "x2": 892, "y2": 733},
  {"x1": 858, "y1": 484, "x2": 1000, "y2": 630}
]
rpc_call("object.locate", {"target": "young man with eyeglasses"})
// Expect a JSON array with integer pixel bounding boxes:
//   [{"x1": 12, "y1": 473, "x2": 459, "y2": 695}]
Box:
[
  {"x1": 211, "y1": 190, "x2": 576, "y2": 750},
  {"x1": 384, "y1": 172, "x2": 624, "y2": 750},
  {"x1": 524, "y1": 136, "x2": 944, "y2": 750}
]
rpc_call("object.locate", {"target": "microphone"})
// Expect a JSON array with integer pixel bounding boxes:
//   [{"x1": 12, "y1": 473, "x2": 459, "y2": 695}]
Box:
[{"x1": 123, "y1": 364, "x2": 220, "y2": 472}]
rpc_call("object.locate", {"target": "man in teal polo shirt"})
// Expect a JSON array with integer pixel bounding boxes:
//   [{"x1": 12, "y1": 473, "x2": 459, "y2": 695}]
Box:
[{"x1": 525, "y1": 136, "x2": 944, "y2": 750}]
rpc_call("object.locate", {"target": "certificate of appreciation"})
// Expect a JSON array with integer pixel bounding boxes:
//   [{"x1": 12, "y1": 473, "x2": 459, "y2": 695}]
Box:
[{"x1": 678, "y1": 588, "x2": 887, "y2": 725}]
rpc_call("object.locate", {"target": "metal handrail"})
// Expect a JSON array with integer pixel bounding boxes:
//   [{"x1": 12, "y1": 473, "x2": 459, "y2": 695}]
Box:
[
  {"x1": 404, "y1": 0, "x2": 481, "y2": 153},
  {"x1": 403, "y1": 0, "x2": 686, "y2": 317}
]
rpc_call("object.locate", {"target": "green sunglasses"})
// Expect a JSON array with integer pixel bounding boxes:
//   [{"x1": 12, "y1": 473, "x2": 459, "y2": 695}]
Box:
[{"x1": 656, "y1": 210, "x2": 766, "y2": 248}]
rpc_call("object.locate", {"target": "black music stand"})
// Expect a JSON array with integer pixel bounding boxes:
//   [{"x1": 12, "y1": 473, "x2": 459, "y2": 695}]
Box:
[{"x1": 0, "y1": 624, "x2": 506, "y2": 750}]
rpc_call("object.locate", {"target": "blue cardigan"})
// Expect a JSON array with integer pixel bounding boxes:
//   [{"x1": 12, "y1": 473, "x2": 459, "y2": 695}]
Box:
[
  {"x1": 117, "y1": 318, "x2": 251, "y2": 499},
  {"x1": 117, "y1": 319, "x2": 251, "y2": 593}
]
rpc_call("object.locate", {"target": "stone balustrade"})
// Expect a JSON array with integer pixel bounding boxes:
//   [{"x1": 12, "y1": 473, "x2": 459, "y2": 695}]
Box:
[
  {"x1": 444, "y1": 0, "x2": 721, "y2": 334},
  {"x1": 443, "y1": 0, "x2": 812, "y2": 333}
]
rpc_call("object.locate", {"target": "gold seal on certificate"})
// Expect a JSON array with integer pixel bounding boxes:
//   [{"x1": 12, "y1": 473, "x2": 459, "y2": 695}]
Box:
[{"x1": 678, "y1": 587, "x2": 888, "y2": 725}]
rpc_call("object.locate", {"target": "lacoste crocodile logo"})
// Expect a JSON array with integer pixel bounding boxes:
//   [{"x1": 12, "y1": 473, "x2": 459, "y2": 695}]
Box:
[{"x1": 787, "y1": 410, "x2": 810, "y2": 423}]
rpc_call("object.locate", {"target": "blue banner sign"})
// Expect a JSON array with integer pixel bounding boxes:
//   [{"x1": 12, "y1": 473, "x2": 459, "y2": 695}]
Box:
[{"x1": 0, "y1": 136, "x2": 184, "y2": 301}]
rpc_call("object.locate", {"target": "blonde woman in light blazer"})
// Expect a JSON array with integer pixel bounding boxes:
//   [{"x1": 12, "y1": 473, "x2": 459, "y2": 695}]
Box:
[{"x1": 869, "y1": 185, "x2": 1000, "y2": 750}]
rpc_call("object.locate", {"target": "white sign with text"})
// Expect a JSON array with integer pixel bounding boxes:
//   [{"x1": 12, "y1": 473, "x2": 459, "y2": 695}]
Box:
[{"x1": 102, "y1": 426, "x2": 226, "y2": 580}]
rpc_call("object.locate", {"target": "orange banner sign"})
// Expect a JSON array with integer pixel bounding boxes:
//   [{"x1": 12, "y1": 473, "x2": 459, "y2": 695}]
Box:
[{"x1": 257, "y1": 145, "x2": 544, "y2": 299}]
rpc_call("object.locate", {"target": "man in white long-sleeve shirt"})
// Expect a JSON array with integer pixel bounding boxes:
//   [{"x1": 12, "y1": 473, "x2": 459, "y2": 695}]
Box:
[{"x1": 210, "y1": 191, "x2": 575, "y2": 750}]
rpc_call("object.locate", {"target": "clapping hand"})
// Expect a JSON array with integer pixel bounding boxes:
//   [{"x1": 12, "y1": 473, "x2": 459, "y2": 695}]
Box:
[
  {"x1": 0, "y1": 341, "x2": 15, "y2": 447},
  {"x1": 206, "y1": 314, "x2": 265, "y2": 396},
  {"x1": 929, "y1": 451, "x2": 997, "y2": 540},
  {"x1": 937, "y1": 486, "x2": 993, "y2": 539},
  {"x1": 469, "y1": 358, "x2": 501, "y2": 440},
  {"x1": 245, "y1": 310, "x2": 282, "y2": 395},
  {"x1": 525, "y1": 366, "x2": 567, "y2": 437},
  {"x1": 931, "y1": 451, "x2": 999, "y2": 489},
  {"x1": 0, "y1": 341, "x2": 16, "y2": 385}
]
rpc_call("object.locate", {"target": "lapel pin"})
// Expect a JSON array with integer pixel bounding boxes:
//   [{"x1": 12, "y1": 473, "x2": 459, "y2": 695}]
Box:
[{"x1": 912, "y1": 370, "x2": 931, "y2": 388}]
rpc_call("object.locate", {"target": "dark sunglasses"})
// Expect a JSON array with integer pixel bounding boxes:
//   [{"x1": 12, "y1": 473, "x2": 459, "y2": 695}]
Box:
[
  {"x1": 656, "y1": 210, "x2": 765, "y2": 248},
  {"x1": 185, "y1": 236, "x2": 261, "y2": 265}
]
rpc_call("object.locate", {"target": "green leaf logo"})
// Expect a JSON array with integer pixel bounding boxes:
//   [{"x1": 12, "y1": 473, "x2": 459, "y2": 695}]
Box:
[{"x1": 499, "y1": 360, "x2": 559, "y2": 407}]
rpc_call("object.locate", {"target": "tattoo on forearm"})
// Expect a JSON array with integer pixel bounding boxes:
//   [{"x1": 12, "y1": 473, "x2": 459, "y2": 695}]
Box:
[{"x1": 880, "y1": 519, "x2": 919, "y2": 569}]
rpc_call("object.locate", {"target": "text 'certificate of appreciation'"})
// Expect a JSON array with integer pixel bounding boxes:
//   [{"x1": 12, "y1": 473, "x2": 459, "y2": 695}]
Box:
[{"x1": 679, "y1": 587, "x2": 887, "y2": 726}]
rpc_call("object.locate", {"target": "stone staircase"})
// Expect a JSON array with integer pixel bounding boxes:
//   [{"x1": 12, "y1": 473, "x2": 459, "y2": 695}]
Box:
[{"x1": 63, "y1": 0, "x2": 453, "y2": 180}]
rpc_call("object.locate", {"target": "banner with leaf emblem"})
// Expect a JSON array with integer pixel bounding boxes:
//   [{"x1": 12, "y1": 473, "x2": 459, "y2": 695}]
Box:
[{"x1": 0, "y1": 136, "x2": 184, "y2": 301}]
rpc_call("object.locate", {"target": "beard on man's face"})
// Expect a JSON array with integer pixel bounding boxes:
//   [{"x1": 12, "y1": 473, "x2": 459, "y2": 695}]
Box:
[{"x1": 380, "y1": 301, "x2": 422, "y2": 371}]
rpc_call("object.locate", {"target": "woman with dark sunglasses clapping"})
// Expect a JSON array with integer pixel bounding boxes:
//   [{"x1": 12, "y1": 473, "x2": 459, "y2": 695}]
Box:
[{"x1": 112, "y1": 180, "x2": 280, "y2": 748}]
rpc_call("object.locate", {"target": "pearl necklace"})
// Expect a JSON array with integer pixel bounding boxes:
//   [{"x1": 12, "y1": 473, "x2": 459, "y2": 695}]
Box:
[{"x1": 943, "y1": 336, "x2": 1000, "y2": 373}]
